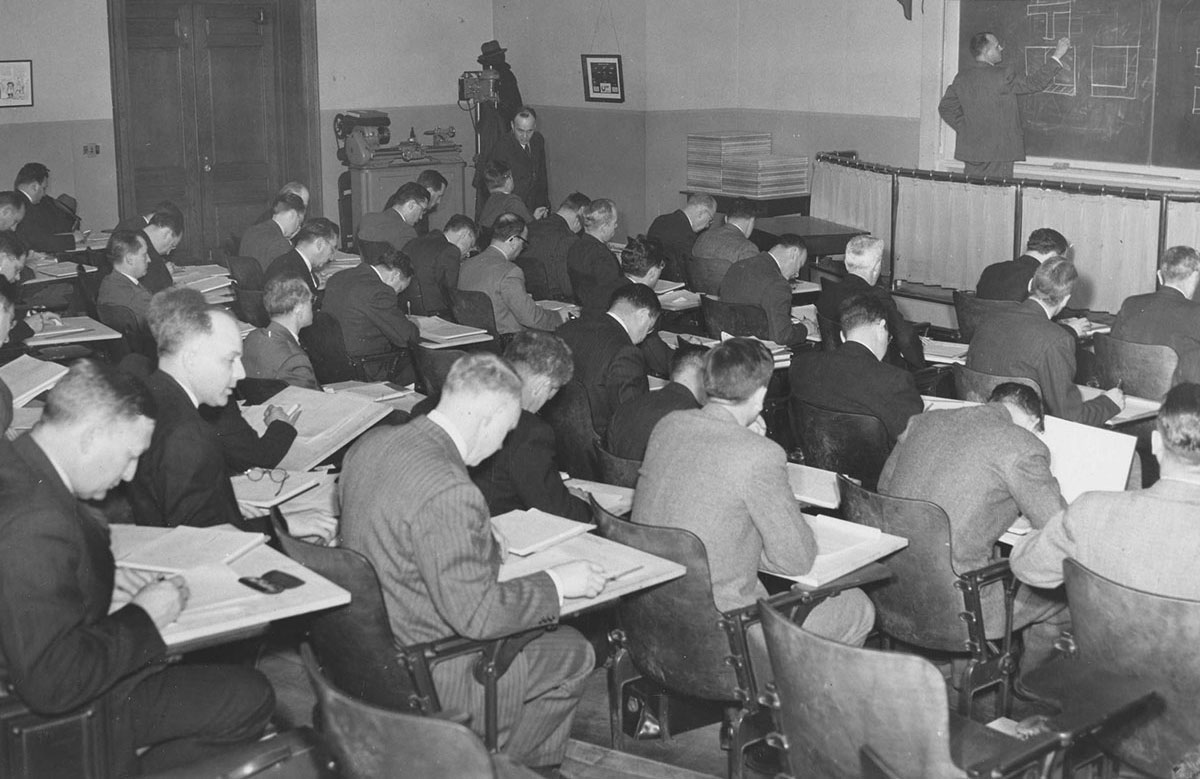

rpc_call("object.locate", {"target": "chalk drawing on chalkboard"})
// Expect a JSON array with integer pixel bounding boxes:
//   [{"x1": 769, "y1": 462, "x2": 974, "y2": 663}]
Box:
[
  {"x1": 1194, "y1": 48, "x2": 1200, "y2": 70},
  {"x1": 1027, "y1": 0, "x2": 1073, "y2": 41},
  {"x1": 1027, "y1": 46, "x2": 1077, "y2": 96},
  {"x1": 1091, "y1": 45, "x2": 1140, "y2": 99},
  {"x1": 1191, "y1": 87, "x2": 1200, "y2": 115}
]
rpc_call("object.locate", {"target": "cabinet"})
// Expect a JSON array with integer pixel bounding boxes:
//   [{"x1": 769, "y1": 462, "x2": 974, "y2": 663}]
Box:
[{"x1": 348, "y1": 154, "x2": 466, "y2": 237}]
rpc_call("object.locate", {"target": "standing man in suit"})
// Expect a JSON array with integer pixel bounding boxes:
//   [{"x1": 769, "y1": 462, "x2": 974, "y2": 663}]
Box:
[
  {"x1": 566, "y1": 199, "x2": 621, "y2": 313},
  {"x1": 968, "y1": 257, "x2": 1123, "y2": 426},
  {"x1": 976, "y1": 228, "x2": 1069, "y2": 302},
  {"x1": 483, "y1": 106, "x2": 550, "y2": 215},
  {"x1": 478, "y1": 160, "x2": 537, "y2": 227},
  {"x1": 340, "y1": 353, "x2": 605, "y2": 769},
  {"x1": 690, "y1": 198, "x2": 758, "y2": 268},
  {"x1": 472, "y1": 331, "x2": 590, "y2": 523},
  {"x1": 97, "y1": 230, "x2": 153, "y2": 323},
  {"x1": 414, "y1": 169, "x2": 449, "y2": 236},
  {"x1": 0, "y1": 359, "x2": 274, "y2": 776},
  {"x1": 720, "y1": 234, "x2": 809, "y2": 346},
  {"x1": 939, "y1": 33, "x2": 1070, "y2": 178},
  {"x1": 817, "y1": 235, "x2": 925, "y2": 370},
  {"x1": 0, "y1": 190, "x2": 27, "y2": 232},
  {"x1": 878, "y1": 382, "x2": 1070, "y2": 668},
  {"x1": 242, "y1": 276, "x2": 320, "y2": 390},
  {"x1": 647, "y1": 193, "x2": 717, "y2": 282},
  {"x1": 556, "y1": 283, "x2": 661, "y2": 435},
  {"x1": 525, "y1": 192, "x2": 589, "y2": 299},
  {"x1": 13, "y1": 162, "x2": 81, "y2": 254},
  {"x1": 321, "y1": 247, "x2": 417, "y2": 375},
  {"x1": 357, "y1": 181, "x2": 430, "y2": 251},
  {"x1": 264, "y1": 217, "x2": 339, "y2": 298},
  {"x1": 791, "y1": 294, "x2": 923, "y2": 446},
  {"x1": 139, "y1": 208, "x2": 184, "y2": 293},
  {"x1": 239, "y1": 192, "x2": 304, "y2": 272},
  {"x1": 1111, "y1": 246, "x2": 1200, "y2": 384},
  {"x1": 606, "y1": 341, "x2": 707, "y2": 461},
  {"x1": 458, "y1": 214, "x2": 566, "y2": 335},
  {"x1": 402, "y1": 214, "x2": 477, "y2": 317}
]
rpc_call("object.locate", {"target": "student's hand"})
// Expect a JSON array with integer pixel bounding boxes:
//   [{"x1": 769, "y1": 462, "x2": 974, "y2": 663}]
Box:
[
  {"x1": 748, "y1": 415, "x2": 768, "y2": 437},
  {"x1": 166, "y1": 261, "x2": 178, "y2": 273},
  {"x1": 1053, "y1": 37, "x2": 1071, "y2": 60},
  {"x1": 533, "y1": 206, "x2": 549, "y2": 220},
  {"x1": 264, "y1": 404, "x2": 301, "y2": 427},
  {"x1": 25, "y1": 311, "x2": 61, "y2": 333},
  {"x1": 287, "y1": 512, "x2": 339, "y2": 544},
  {"x1": 1104, "y1": 386, "x2": 1125, "y2": 409},
  {"x1": 549, "y1": 560, "x2": 607, "y2": 599},
  {"x1": 131, "y1": 576, "x2": 189, "y2": 630},
  {"x1": 72, "y1": 230, "x2": 87, "y2": 246},
  {"x1": 558, "y1": 308, "x2": 573, "y2": 324},
  {"x1": 1060, "y1": 316, "x2": 1090, "y2": 336},
  {"x1": 492, "y1": 525, "x2": 510, "y2": 558}
]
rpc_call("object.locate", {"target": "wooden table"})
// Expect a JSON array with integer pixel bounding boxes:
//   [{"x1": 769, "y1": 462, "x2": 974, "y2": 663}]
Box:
[
  {"x1": 23, "y1": 262, "x2": 97, "y2": 287},
  {"x1": 755, "y1": 215, "x2": 868, "y2": 258}
]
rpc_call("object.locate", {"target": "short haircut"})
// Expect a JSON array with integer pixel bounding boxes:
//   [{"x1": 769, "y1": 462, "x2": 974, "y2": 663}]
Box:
[
  {"x1": 150, "y1": 200, "x2": 184, "y2": 222},
  {"x1": 582, "y1": 199, "x2": 617, "y2": 231},
  {"x1": 442, "y1": 352, "x2": 522, "y2": 402},
  {"x1": 0, "y1": 230, "x2": 25, "y2": 260},
  {"x1": 294, "y1": 217, "x2": 339, "y2": 246},
  {"x1": 149, "y1": 287, "x2": 220, "y2": 356},
  {"x1": 492, "y1": 213, "x2": 526, "y2": 242},
  {"x1": 839, "y1": 293, "x2": 888, "y2": 333},
  {"x1": 106, "y1": 230, "x2": 147, "y2": 268},
  {"x1": 559, "y1": 192, "x2": 591, "y2": 213},
  {"x1": 147, "y1": 207, "x2": 183, "y2": 236},
  {"x1": 263, "y1": 276, "x2": 312, "y2": 316},
  {"x1": 670, "y1": 340, "x2": 709, "y2": 379},
  {"x1": 1158, "y1": 383, "x2": 1200, "y2": 465},
  {"x1": 273, "y1": 192, "x2": 306, "y2": 216},
  {"x1": 1029, "y1": 256, "x2": 1077, "y2": 306},
  {"x1": 368, "y1": 247, "x2": 414, "y2": 277},
  {"x1": 969, "y1": 32, "x2": 994, "y2": 57},
  {"x1": 15, "y1": 162, "x2": 49, "y2": 189},
  {"x1": 384, "y1": 181, "x2": 431, "y2": 211},
  {"x1": 620, "y1": 235, "x2": 665, "y2": 278},
  {"x1": 609, "y1": 281, "x2": 662, "y2": 317},
  {"x1": 443, "y1": 214, "x2": 478, "y2": 241},
  {"x1": 0, "y1": 190, "x2": 25, "y2": 212},
  {"x1": 278, "y1": 181, "x2": 308, "y2": 200},
  {"x1": 483, "y1": 160, "x2": 512, "y2": 191},
  {"x1": 1026, "y1": 228, "x2": 1068, "y2": 256},
  {"x1": 773, "y1": 233, "x2": 809, "y2": 254},
  {"x1": 703, "y1": 337, "x2": 773, "y2": 402},
  {"x1": 417, "y1": 169, "x2": 449, "y2": 192},
  {"x1": 726, "y1": 198, "x2": 759, "y2": 221},
  {"x1": 0, "y1": 278, "x2": 16, "y2": 315},
  {"x1": 40, "y1": 358, "x2": 157, "y2": 427},
  {"x1": 845, "y1": 235, "x2": 885, "y2": 273},
  {"x1": 504, "y1": 331, "x2": 574, "y2": 386},
  {"x1": 989, "y1": 382, "x2": 1044, "y2": 425},
  {"x1": 685, "y1": 193, "x2": 717, "y2": 212},
  {"x1": 1159, "y1": 245, "x2": 1200, "y2": 284},
  {"x1": 514, "y1": 106, "x2": 538, "y2": 122}
]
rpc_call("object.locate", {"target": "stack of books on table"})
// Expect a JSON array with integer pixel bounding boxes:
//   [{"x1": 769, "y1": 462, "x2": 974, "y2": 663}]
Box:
[
  {"x1": 412, "y1": 316, "x2": 490, "y2": 344},
  {"x1": 686, "y1": 132, "x2": 772, "y2": 191},
  {"x1": 721, "y1": 155, "x2": 809, "y2": 197}
]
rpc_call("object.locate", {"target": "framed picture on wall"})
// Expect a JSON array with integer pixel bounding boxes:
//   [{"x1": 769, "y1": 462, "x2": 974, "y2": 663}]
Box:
[
  {"x1": 581, "y1": 54, "x2": 624, "y2": 103},
  {"x1": 0, "y1": 61, "x2": 33, "y2": 108}
]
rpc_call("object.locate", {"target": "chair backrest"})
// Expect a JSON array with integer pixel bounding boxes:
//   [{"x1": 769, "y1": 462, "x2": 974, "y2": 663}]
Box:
[
  {"x1": 1064, "y1": 558, "x2": 1200, "y2": 777},
  {"x1": 271, "y1": 510, "x2": 422, "y2": 713},
  {"x1": 593, "y1": 507, "x2": 743, "y2": 702},
  {"x1": 228, "y1": 256, "x2": 269, "y2": 326},
  {"x1": 541, "y1": 380, "x2": 598, "y2": 480},
  {"x1": 593, "y1": 440, "x2": 641, "y2": 489},
  {"x1": 74, "y1": 264, "x2": 103, "y2": 320},
  {"x1": 1093, "y1": 333, "x2": 1179, "y2": 402},
  {"x1": 817, "y1": 312, "x2": 841, "y2": 352},
  {"x1": 759, "y1": 602, "x2": 962, "y2": 779},
  {"x1": 838, "y1": 477, "x2": 970, "y2": 652},
  {"x1": 96, "y1": 303, "x2": 154, "y2": 360},
  {"x1": 227, "y1": 255, "x2": 266, "y2": 291},
  {"x1": 356, "y1": 239, "x2": 392, "y2": 264},
  {"x1": 412, "y1": 343, "x2": 466, "y2": 398},
  {"x1": 699, "y1": 294, "x2": 771, "y2": 340},
  {"x1": 953, "y1": 290, "x2": 1019, "y2": 344},
  {"x1": 790, "y1": 400, "x2": 890, "y2": 491},
  {"x1": 450, "y1": 289, "x2": 500, "y2": 337},
  {"x1": 952, "y1": 364, "x2": 1041, "y2": 404},
  {"x1": 300, "y1": 644, "x2": 498, "y2": 779},
  {"x1": 299, "y1": 311, "x2": 356, "y2": 385},
  {"x1": 689, "y1": 254, "x2": 731, "y2": 296},
  {"x1": 513, "y1": 255, "x2": 551, "y2": 301}
]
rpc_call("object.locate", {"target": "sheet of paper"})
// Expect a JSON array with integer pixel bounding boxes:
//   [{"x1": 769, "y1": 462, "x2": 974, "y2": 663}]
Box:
[
  {"x1": 242, "y1": 386, "x2": 390, "y2": 471},
  {"x1": 654, "y1": 279, "x2": 686, "y2": 294},
  {"x1": 179, "y1": 563, "x2": 260, "y2": 613},
  {"x1": 1040, "y1": 416, "x2": 1136, "y2": 503},
  {"x1": 411, "y1": 315, "x2": 487, "y2": 342},
  {"x1": 115, "y1": 526, "x2": 267, "y2": 573},
  {"x1": 767, "y1": 514, "x2": 905, "y2": 588},
  {"x1": 324, "y1": 380, "x2": 414, "y2": 402},
  {"x1": 920, "y1": 337, "x2": 969, "y2": 365},
  {"x1": 492, "y1": 509, "x2": 594, "y2": 556},
  {"x1": 0, "y1": 355, "x2": 67, "y2": 407},
  {"x1": 658, "y1": 290, "x2": 701, "y2": 311}
]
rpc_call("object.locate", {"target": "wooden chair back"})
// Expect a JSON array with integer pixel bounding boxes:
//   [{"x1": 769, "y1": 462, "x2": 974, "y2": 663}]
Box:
[
  {"x1": 227, "y1": 255, "x2": 266, "y2": 291},
  {"x1": 356, "y1": 239, "x2": 392, "y2": 264},
  {"x1": 96, "y1": 303, "x2": 154, "y2": 360},
  {"x1": 953, "y1": 290, "x2": 1019, "y2": 344},
  {"x1": 74, "y1": 264, "x2": 103, "y2": 320},
  {"x1": 541, "y1": 380, "x2": 598, "y2": 480},
  {"x1": 817, "y1": 312, "x2": 841, "y2": 352},
  {"x1": 593, "y1": 440, "x2": 641, "y2": 488},
  {"x1": 450, "y1": 289, "x2": 500, "y2": 338},
  {"x1": 1064, "y1": 558, "x2": 1200, "y2": 777},
  {"x1": 689, "y1": 254, "x2": 731, "y2": 296},
  {"x1": 1093, "y1": 333, "x2": 1179, "y2": 401},
  {"x1": 790, "y1": 400, "x2": 890, "y2": 491},
  {"x1": 412, "y1": 343, "x2": 466, "y2": 399},
  {"x1": 513, "y1": 255, "x2": 551, "y2": 301},
  {"x1": 700, "y1": 295, "x2": 770, "y2": 340},
  {"x1": 952, "y1": 364, "x2": 1041, "y2": 404},
  {"x1": 0, "y1": 694, "x2": 109, "y2": 779},
  {"x1": 759, "y1": 602, "x2": 962, "y2": 779},
  {"x1": 299, "y1": 311, "x2": 356, "y2": 385}
]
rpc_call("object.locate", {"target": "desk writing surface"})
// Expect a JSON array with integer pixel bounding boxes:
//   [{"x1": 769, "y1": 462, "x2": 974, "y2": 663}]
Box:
[
  {"x1": 25, "y1": 263, "x2": 96, "y2": 287},
  {"x1": 242, "y1": 386, "x2": 389, "y2": 471},
  {"x1": 24, "y1": 316, "x2": 121, "y2": 346},
  {"x1": 787, "y1": 463, "x2": 841, "y2": 509},
  {"x1": 1077, "y1": 385, "x2": 1161, "y2": 426},
  {"x1": 754, "y1": 216, "x2": 867, "y2": 257},
  {"x1": 563, "y1": 478, "x2": 634, "y2": 516}
]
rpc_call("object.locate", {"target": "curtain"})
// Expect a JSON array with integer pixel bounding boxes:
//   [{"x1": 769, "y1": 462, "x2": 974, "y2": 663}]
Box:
[
  {"x1": 1165, "y1": 200, "x2": 1200, "y2": 255},
  {"x1": 1021, "y1": 189, "x2": 1159, "y2": 313},
  {"x1": 894, "y1": 178, "x2": 1015, "y2": 291},
  {"x1": 810, "y1": 160, "x2": 892, "y2": 253}
]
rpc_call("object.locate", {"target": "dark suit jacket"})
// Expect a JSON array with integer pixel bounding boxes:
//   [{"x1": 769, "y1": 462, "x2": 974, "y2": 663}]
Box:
[
  {"x1": 401, "y1": 231, "x2": 460, "y2": 315},
  {"x1": 938, "y1": 59, "x2": 1062, "y2": 163},
  {"x1": 647, "y1": 209, "x2": 698, "y2": 282},
  {"x1": 1111, "y1": 285, "x2": 1200, "y2": 384},
  {"x1": 967, "y1": 298, "x2": 1119, "y2": 426},
  {"x1": 265, "y1": 249, "x2": 318, "y2": 298},
  {"x1": 0, "y1": 378, "x2": 11, "y2": 437},
  {"x1": 128, "y1": 370, "x2": 245, "y2": 528},
  {"x1": 524, "y1": 213, "x2": 578, "y2": 298},
  {"x1": 242, "y1": 320, "x2": 320, "y2": 389},
  {"x1": 975, "y1": 255, "x2": 1040, "y2": 301},
  {"x1": 322, "y1": 262, "x2": 416, "y2": 356},
  {"x1": 15, "y1": 193, "x2": 74, "y2": 254},
  {"x1": 556, "y1": 313, "x2": 649, "y2": 433},
  {"x1": 471, "y1": 410, "x2": 590, "y2": 523},
  {"x1": 719, "y1": 252, "x2": 808, "y2": 345},
  {"x1": 605, "y1": 381, "x2": 700, "y2": 461},
  {"x1": 789, "y1": 341, "x2": 923, "y2": 445},
  {"x1": 98, "y1": 270, "x2": 152, "y2": 321},
  {"x1": 238, "y1": 219, "x2": 293, "y2": 273},
  {"x1": 357, "y1": 208, "x2": 417, "y2": 251},
  {"x1": 816, "y1": 273, "x2": 925, "y2": 369},
  {"x1": 485, "y1": 131, "x2": 549, "y2": 212},
  {"x1": 691, "y1": 222, "x2": 756, "y2": 264},
  {"x1": 0, "y1": 435, "x2": 165, "y2": 714},
  {"x1": 479, "y1": 191, "x2": 532, "y2": 227},
  {"x1": 567, "y1": 232, "x2": 621, "y2": 315},
  {"x1": 138, "y1": 230, "x2": 174, "y2": 294},
  {"x1": 200, "y1": 398, "x2": 296, "y2": 473}
]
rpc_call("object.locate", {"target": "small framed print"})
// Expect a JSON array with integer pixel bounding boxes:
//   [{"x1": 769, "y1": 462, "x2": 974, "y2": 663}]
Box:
[
  {"x1": 581, "y1": 54, "x2": 624, "y2": 103},
  {"x1": 0, "y1": 61, "x2": 32, "y2": 108}
]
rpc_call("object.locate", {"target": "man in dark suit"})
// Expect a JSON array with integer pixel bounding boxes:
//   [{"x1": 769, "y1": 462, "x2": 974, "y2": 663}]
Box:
[
  {"x1": 525, "y1": 192, "x2": 589, "y2": 299},
  {"x1": 566, "y1": 198, "x2": 621, "y2": 313},
  {"x1": 556, "y1": 283, "x2": 661, "y2": 435},
  {"x1": 321, "y1": 247, "x2": 417, "y2": 372},
  {"x1": 357, "y1": 181, "x2": 429, "y2": 251},
  {"x1": 968, "y1": 257, "x2": 1124, "y2": 426},
  {"x1": 719, "y1": 234, "x2": 809, "y2": 346},
  {"x1": 791, "y1": 294, "x2": 923, "y2": 446},
  {"x1": 976, "y1": 227, "x2": 1068, "y2": 302},
  {"x1": 13, "y1": 162, "x2": 79, "y2": 255},
  {"x1": 1111, "y1": 245, "x2": 1200, "y2": 384},
  {"x1": 472, "y1": 331, "x2": 590, "y2": 523},
  {"x1": 939, "y1": 33, "x2": 1069, "y2": 178},
  {"x1": 689, "y1": 197, "x2": 758, "y2": 277},
  {"x1": 583, "y1": 234, "x2": 665, "y2": 318},
  {"x1": 0, "y1": 282, "x2": 16, "y2": 434},
  {"x1": 413, "y1": 169, "x2": 448, "y2": 236},
  {"x1": 478, "y1": 159, "x2": 536, "y2": 226},
  {"x1": 97, "y1": 230, "x2": 153, "y2": 323},
  {"x1": 265, "y1": 217, "x2": 339, "y2": 298},
  {"x1": 340, "y1": 353, "x2": 605, "y2": 769},
  {"x1": 139, "y1": 207, "x2": 184, "y2": 293},
  {"x1": 606, "y1": 341, "x2": 707, "y2": 461},
  {"x1": 482, "y1": 106, "x2": 550, "y2": 214},
  {"x1": 243, "y1": 276, "x2": 320, "y2": 389},
  {"x1": 0, "y1": 189, "x2": 27, "y2": 232},
  {"x1": 239, "y1": 192, "x2": 304, "y2": 272},
  {"x1": 402, "y1": 214, "x2": 477, "y2": 317},
  {"x1": 816, "y1": 235, "x2": 925, "y2": 369},
  {"x1": 0, "y1": 359, "x2": 273, "y2": 776},
  {"x1": 646, "y1": 193, "x2": 716, "y2": 282},
  {"x1": 879, "y1": 382, "x2": 1069, "y2": 668}
]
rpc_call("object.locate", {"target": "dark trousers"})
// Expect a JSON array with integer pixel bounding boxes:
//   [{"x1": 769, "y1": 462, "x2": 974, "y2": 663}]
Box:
[{"x1": 963, "y1": 160, "x2": 1015, "y2": 179}]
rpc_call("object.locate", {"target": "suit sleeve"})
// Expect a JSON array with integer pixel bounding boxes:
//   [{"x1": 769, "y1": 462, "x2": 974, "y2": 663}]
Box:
[
  {"x1": 146, "y1": 424, "x2": 239, "y2": 528},
  {"x1": 16, "y1": 218, "x2": 74, "y2": 254},
  {"x1": 606, "y1": 346, "x2": 650, "y2": 411},
  {"x1": 744, "y1": 443, "x2": 818, "y2": 576},
  {"x1": 364, "y1": 286, "x2": 418, "y2": 348},
  {"x1": 765, "y1": 276, "x2": 807, "y2": 346},
  {"x1": 437, "y1": 246, "x2": 461, "y2": 301},
  {"x1": 513, "y1": 421, "x2": 592, "y2": 523},
  {"x1": 640, "y1": 333, "x2": 673, "y2": 378},
  {"x1": 532, "y1": 135, "x2": 550, "y2": 212},
  {"x1": 1006, "y1": 60, "x2": 1062, "y2": 95},
  {"x1": 884, "y1": 294, "x2": 925, "y2": 369},
  {"x1": 882, "y1": 371, "x2": 924, "y2": 444},
  {"x1": 279, "y1": 352, "x2": 321, "y2": 390},
  {"x1": 1009, "y1": 500, "x2": 1084, "y2": 589},
  {"x1": 1038, "y1": 333, "x2": 1118, "y2": 426},
  {"x1": 0, "y1": 379, "x2": 10, "y2": 437},
  {"x1": 500, "y1": 267, "x2": 561, "y2": 331},
  {"x1": 1005, "y1": 439, "x2": 1067, "y2": 529},
  {"x1": 938, "y1": 80, "x2": 964, "y2": 131}
]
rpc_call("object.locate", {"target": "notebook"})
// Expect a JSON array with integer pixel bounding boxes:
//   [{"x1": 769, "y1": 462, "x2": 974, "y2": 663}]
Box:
[
  {"x1": 491, "y1": 509, "x2": 595, "y2": 556},
  {"x1": 0, "y1": 355, "x2": 67, "y2": 407}
]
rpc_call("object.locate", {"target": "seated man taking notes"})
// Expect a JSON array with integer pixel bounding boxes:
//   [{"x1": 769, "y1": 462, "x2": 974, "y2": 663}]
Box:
[
  {"x1": 242, "y1": 276, "x2": 320, "y2": 390},
  {"x1": 719, "y1": 233, "x2": 810, "y2": 347},
  {"x1": 1111, "y1": 245, "x2": 1200, "y2": 385},
  {"x1": 97, "y1": 230, "x2": 153, "y2": 325},
  {"x1": 321, "y1": 246, "x2": 417, "y2": 380},
  {"x1": 606, "y1": 341, "x2": 707, "y2": 461},
  {"x1": 458, "y1": 213, "x2": 566, "y2": 335}
]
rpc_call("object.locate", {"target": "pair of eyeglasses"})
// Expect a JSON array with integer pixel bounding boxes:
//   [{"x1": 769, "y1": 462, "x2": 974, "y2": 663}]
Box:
[{"x1": 246, "y1": 467, "x2": 289, "y2": 497}]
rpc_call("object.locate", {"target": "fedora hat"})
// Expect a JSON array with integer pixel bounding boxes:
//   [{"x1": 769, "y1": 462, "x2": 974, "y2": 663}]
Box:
[{"x1": 478, "y1": 40, "x2": 507, "y2": 62}]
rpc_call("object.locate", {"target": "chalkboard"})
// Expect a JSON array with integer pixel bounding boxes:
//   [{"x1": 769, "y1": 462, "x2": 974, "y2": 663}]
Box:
[{"x1": 959, "y1": 0, "x2": 1200, "y2": 169}]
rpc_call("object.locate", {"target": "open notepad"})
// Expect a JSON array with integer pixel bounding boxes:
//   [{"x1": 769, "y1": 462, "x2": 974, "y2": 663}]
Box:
[
  {"x1": 491, "y1": 509, "x2": 594, "y2": 556},
  {"x1": 767, "y1": 514, "x2": 907, "y2": 588},
  {"x1": 114, "y1": 526, "x2": 267, "y2": 574},
  {"x1": 0, "y1": 355, "x2": 67, "y2": 407}
]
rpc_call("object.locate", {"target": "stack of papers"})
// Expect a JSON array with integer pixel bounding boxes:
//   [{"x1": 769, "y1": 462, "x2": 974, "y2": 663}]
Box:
[
  {"x1": 114, "y1": 526, "x2": 266, "y2": 573},
  {"x1": 0, "y1": 355, "x2": 67, "y2": 407},
  {"x1": 658, "y1": 290, "x2": 701, "y2": 311},
  {"x1": 491, "y1": 509, "x2": 594, "y2": 556},
  {"x1": 920, "y1": 337, "x2": 969, "y2": 365},
  {"x1": 769, "y1": 514, "x2": 907, "y2": 588},
  {"x1": 36, "y1": 262, "x2": 81, "y2": 278},
  {"x1": 412, "y1": 316, "x2": 489, "y2": 343},
  {"x1": 658, "y1": 332, "x2": 719, "y2": 350},
  {"x1": 182, "y1": 275, "x2": 232, "y2": 293},
  {"x1": 563, "y1": 477, "x2": 635, "y2": 515},
  {"x1": 325, "y1": 380, "x2": 414, "y2": 402},
  {"x1": 654, "y1": 279, "x2": 686, "y2": 295},
  {"x1": 720, "y1": 331, "x2": 790, "y2": 368}
]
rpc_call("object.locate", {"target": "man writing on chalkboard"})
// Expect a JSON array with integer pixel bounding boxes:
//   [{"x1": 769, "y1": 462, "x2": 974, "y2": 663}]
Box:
[{"x1": 940, "y1": 33, "x2": 1071, "y2": 179}]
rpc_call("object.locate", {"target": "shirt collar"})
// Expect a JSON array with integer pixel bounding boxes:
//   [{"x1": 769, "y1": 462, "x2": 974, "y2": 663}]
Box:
[
  {"x1": 38, "y1": 443, "x2": 75, "y2": 494},
  {"x1": 427, "y1": 409, "x2": 469, "y2": 461},
  {"x1": 161, "y1": 367, "x2": 201, "y2": 408},
  {"x1": 117, "y1": 268, "x2": 141, "y2": 285},
  {"x1": 606, "y1": 311, "x2": 633, "y2": 339}
]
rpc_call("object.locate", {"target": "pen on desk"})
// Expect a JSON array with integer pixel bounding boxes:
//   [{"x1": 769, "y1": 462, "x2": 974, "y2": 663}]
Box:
[{"x1": 604, "y1": 565, "x2": 643, "y2": 582}]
